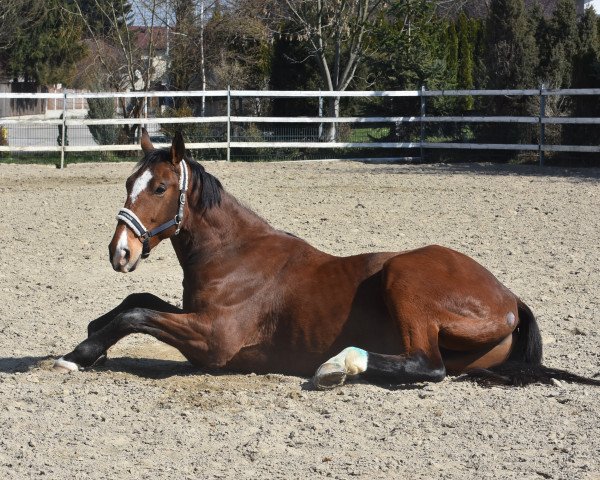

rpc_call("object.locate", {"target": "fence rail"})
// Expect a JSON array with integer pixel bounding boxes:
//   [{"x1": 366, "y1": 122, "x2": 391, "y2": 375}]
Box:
[{"x1": 1, "y1": 88, "x2": 599, "y2": 167}]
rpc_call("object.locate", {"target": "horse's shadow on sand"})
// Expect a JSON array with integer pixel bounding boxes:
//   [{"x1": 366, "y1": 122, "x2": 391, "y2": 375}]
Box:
[
  {"x1": 0, "y1": 355, "x2": 427, "y2": 391},
  {"x1": 0, "y1": 356, "x2": 52, "y2": 374},
  {"x1": 0, "y1": 355, "x2": 197, "y2": 379},
  {"x1": 94, "y1": 357, "x2": 203, "y2": 379}
]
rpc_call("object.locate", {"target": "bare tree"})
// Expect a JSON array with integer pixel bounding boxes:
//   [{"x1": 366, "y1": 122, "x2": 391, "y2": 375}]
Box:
[
  {"x1": 279, "y1": 0, "x2": 386, "y2": 140},
  {"x1": 68, "y1": 0, "x2": 164, "y2": 141},
  {"x1": 205, "y1": 0, "x2": 274, "y2": 89}
]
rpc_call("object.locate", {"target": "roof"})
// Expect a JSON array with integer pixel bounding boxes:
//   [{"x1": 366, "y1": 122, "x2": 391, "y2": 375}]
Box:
[{"x1": 129, "y1": 26, "x2": 168, "y2": 52}]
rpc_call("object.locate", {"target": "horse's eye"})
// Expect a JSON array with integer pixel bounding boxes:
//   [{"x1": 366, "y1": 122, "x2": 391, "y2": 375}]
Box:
[{"x1": 155, "y1": 185, "x2": 167, "y2": 195}]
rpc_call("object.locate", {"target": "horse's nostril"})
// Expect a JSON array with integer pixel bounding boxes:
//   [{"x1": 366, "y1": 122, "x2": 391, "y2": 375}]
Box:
[{"x1": 119, "y1": 248, "x2": 130, "y2": 266}]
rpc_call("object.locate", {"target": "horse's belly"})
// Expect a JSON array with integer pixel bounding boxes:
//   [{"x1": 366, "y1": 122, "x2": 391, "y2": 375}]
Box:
[{"x1": 225, "y1": 344, "x2": 320, "y2": 376}]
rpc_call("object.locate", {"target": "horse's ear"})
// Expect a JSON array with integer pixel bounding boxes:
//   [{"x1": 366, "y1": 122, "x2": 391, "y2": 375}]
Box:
[
  {"x1": 170, "y1": 131, "x2": 185, "y2": 166},
  {"x1": 140, "y1": 128, "x2": 154, "y2": 154}
]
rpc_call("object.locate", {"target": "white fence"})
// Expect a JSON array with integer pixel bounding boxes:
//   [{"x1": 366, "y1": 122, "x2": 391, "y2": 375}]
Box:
[{"x1": 1, "y1": 88, "x2": 599, "y2": 168}]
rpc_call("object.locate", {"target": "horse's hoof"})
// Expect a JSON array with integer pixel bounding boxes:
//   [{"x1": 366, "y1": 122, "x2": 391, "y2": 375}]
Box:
[
  {"x1": 313, "y1": 363, "x2": 347, "y2": 390},
  {"x1": 53, "y1": 357, "x2": 81, "y2": 373}
]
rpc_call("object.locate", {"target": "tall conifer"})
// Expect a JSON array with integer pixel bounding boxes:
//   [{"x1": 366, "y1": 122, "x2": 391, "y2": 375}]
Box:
[
  {"x1": 6, "y1": 1, "x2": 86, "y2": 84},
  {"x1": 566, "y1": 6, "x2": 600, "y2": 147},
  {"x1": 485, "y1": 0, "x2": 537, "y2": 90},
  {"x1": 544, "y1": 0, "x2": 578, "y2": 88},
  {"x1": 457, "y1": 13, "x2": 474, "y2": 110},
  {"x1": 483, "y1": 0, "x2": 537, "y2": 147},
  {"x1": 446, "y1": 23, "x2": 459, "y2": 87}
]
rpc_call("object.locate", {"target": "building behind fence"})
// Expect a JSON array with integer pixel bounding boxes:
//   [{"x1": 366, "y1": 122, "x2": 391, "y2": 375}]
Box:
[{"x1": 0, "y1": 89, "x2": 599, "y2": 168}]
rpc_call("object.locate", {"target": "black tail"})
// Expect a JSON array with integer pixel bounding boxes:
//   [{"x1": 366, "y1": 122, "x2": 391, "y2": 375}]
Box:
[
  {"x1": 508, "y1": 300, "x2": 543, "y2": 365},
  {"x1": 460, "y1": 300, "x2": 600, "y2": 387}
]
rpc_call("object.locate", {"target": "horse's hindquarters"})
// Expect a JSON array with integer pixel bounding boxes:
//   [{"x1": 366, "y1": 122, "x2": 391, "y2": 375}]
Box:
[{"x1": 382, "y1": 245, "x2": 520, "y2": 374}]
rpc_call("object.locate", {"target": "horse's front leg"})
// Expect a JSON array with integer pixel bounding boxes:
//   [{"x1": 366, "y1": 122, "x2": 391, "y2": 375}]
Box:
[
  {"x1": 55, "y1": 293, "x2": 182, "y2": 369},
  {"x1": 86, "y1": 293, "x2": 182, "y2": 337},
  {"x1": 54, "y1": 309, "x2": 211, "y2": 372}
]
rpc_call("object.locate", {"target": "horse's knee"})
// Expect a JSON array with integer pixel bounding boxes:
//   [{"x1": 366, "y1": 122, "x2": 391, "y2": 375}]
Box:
[
  {"x1": 87, "y1": 317, "x2": 104, "y2": 336},
  {"x1": 117, "y1": 308, "x2": 153, "y2": 332},
  {"x1": 87, "y1": 293, "x2": 158, "y2": 336}
]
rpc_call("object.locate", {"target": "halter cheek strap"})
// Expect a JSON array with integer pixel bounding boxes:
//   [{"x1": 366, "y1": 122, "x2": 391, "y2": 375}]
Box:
[{"x1": 116, "y1": 160, "x2": 189, "y2": 259}]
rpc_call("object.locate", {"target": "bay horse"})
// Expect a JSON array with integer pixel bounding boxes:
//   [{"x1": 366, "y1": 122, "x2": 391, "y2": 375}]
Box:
[{"x1": 54, "y1": 131, "x2": 600, "y2": 389}]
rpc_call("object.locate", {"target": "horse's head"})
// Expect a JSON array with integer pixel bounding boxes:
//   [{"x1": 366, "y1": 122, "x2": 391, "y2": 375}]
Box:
[{"x1": 109, "y1": 129, "x2": 189, "y2": 272}]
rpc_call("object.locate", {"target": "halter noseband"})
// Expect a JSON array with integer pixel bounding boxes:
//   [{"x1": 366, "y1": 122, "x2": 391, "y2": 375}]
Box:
[{"x1": 116, "y1": 160, "x2": 189, "y2": 259}]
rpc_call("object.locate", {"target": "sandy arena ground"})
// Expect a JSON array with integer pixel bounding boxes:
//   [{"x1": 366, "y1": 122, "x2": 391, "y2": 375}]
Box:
[{"x1": 0, "y1": 160, "x2": 599, "y2": 479}]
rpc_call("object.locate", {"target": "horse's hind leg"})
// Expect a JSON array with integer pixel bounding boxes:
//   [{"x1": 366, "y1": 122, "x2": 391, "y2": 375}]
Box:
[
  {"x1": 54, "y1": 307, "x2": 201, "y2": 372},
  {"x1": 313, "y1": 346, "x2": 446, "y2": 390},
  {"x1": 314, "y1": 260, "x2": 448, "y2": 390}
]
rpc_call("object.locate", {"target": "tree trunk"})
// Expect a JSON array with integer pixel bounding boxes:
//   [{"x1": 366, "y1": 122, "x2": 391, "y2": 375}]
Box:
[
  {"x1": 325, "y1": 96, "x2": 340, "y2": 141},
  {"x1": 200, "y1": 0, "x2": 206, "y2": 116}
]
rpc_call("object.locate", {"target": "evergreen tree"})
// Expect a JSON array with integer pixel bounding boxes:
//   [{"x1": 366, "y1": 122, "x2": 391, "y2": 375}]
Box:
[
  {"x1": 270, "y1": 29, "x2": 321, "y2": 116},
  {"x1": 6, "y1": 1, "x2": 86, "y2": 84},
  {"x1": 87, "y1": 97, "x2": 119, "y2": 147},
  {"x1": 483, "y1": 0, "x2": 538, "y2": 147},
  {"x1": 457, "y1": 13, "x2": 474, "y2": 110},
  {"x1": 446, "y1": 23, "x2": 459, "y2": 88},
  {"x1": 471, "y1": 17, "x2": 487, "y2": 89},
  {"x1": 528, "y1": 0, "x2": 546, "y2": 83},
  {"x1": 540, "y1": 0, "x2": 578, "y2": 88},
  {"x1": 367, "y1": 0, "x2": 449, "y2": 91},
  {"x1": 485, "y1": 0, "x2": 537, "y2": 90},
  {"x1": 565, "y1": 6, "x2": 600, "y2": 147},
  {"x1": 72, "y1": 0, "x2": 133, "y2": 35},
  {"x1": 365, "y1": 0, "x2": 452, "y2": 142}
]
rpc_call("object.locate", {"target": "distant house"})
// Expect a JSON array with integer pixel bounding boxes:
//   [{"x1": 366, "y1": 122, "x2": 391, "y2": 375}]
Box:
[{"x1": 129, "y1": 26, "x2": 169, "y2": 90}]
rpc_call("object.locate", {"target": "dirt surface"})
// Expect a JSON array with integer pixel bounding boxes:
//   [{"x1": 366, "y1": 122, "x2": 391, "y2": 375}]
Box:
[{"x1": 1, "y1": 160, "x2": 599, "y2": 480}]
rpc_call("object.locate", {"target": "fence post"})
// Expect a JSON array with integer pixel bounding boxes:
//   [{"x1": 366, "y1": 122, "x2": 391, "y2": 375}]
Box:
[
  {"x1": 60, "y1": 89, "x2": 67, "y2": 169},
  {"x1": 420, "y1": 86, "x2": 426, "y2": 163},
  {"x1": 227, "y1": 86, "x2": 231, "y2": 162},
  {"x1": 539, "y1": 84, "x2": 545, "y2": 167}
]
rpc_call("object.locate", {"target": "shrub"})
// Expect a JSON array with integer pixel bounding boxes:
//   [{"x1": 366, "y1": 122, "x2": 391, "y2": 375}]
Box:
[{"x1": 87, "y1": 98, "x2": 119, "y2": 146}]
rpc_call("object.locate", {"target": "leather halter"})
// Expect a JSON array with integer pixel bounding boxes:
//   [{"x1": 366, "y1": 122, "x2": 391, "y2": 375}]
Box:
[{"x1": 116, "y1": 160, "x2": 189, "y2": 259}]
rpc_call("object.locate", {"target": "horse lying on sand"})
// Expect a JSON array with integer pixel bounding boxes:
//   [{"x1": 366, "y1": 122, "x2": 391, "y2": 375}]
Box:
[{"x1": 55, "y1": 130, "x2": 600, "y2": 389}]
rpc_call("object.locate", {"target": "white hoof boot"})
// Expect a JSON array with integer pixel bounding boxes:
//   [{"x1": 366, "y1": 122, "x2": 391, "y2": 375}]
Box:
[
  {"x1": 313, "y1": 347, "x2": 369, "y2": 390},
  {"x1": 53, "y1": 357, "x2": 81, "y2": 373},
  {"x1": 313, "y1": 362, "x2": 347, "y2": 390}
]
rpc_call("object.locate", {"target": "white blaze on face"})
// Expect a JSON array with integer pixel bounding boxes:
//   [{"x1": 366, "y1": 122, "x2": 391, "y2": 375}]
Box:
[
  {"x1": 130, "y1": 169, "x2": 153, "y2": 204},
  {"x1": 112, "y1": 228, "x2": 131, "y2": 270},
  {"x1": 116, "y1": 228, "x2": 129, "y2": 253}
]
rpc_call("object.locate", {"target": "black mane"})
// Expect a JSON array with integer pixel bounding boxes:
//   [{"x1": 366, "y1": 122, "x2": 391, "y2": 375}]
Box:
[{"x1": 136, "y1": 148, "x2": 222, "y2": 209}]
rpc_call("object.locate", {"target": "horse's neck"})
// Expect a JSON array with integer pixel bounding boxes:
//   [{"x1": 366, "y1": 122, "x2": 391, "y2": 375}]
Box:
[{"x1": 171, "y1": 190, "x2": 272, "y2": 267}]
